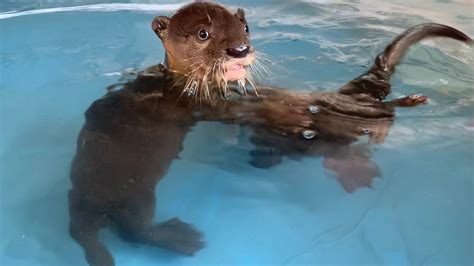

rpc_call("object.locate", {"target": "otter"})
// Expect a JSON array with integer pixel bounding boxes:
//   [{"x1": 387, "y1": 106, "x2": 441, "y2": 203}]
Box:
[{"x1": 68, "y1": 2, "x2": 472, "y2": 266}]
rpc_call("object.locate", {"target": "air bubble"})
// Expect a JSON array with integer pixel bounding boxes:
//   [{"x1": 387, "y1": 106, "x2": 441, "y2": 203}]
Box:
[
  {"x1": 302, "y1": 130, "x2": 317, "y2": 139},
  {"x1": 308, "y1": 105, "x2": 319, "y2": 114}
]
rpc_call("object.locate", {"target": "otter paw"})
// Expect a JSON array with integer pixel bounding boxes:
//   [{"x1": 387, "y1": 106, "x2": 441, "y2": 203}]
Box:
[
  {"x1": 390, "y1": 93, "x2": 429, "y2": 107},
  {"x1": 408, "y1": 93, "x2": 429, "y2": 105},
  {"x1": 153, "y1": 218, "x2": 205, "y2": 255}
]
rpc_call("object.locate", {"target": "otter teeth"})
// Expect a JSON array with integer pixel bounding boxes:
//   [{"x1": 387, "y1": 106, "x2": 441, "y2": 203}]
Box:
[{"x1": 228, "y1": 64, "x2": 245, "y2": 70}]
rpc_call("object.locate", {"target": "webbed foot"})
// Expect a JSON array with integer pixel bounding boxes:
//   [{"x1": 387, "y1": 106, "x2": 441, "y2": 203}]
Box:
[
  {"x1": 151, "y1": 218, "x2": 205, "y2": 256},
  {"x1": 387, "y1": 93, "x2": 429, "y2": 107}
]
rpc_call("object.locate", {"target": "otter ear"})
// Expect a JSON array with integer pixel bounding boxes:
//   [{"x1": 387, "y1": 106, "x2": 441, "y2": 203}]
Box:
[
  {"x1": 152, "y1": 16, "x2": 170, "y2": 39},
  {"x1": 235, "y1": 8, "x2": 246, "y2": 21}
]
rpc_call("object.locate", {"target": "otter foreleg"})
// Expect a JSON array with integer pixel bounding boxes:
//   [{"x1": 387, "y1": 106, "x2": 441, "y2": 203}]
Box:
[
  {"x1": 69, "y1": 195, "x2": 114, "y2": 266},
  {"x1": 385, "y1": 93, "x2": 429, "y2": 107}
]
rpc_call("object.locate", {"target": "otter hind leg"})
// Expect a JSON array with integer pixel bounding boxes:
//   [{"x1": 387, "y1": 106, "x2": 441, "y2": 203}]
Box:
[
  {"x1": 115, "y1": 215, "x2": 205, "y2": 256},
  {"x1": 108, "y1": 189, "x2": 204, "y2": 255},
  {"x1": 148, "y1": 218, "x2": 205, "y2": 255},
  {"x1": 69, "y1": 189, "x2": 114, "y2": 266},
  {"x1": 69, "y1": 214, "x2": 114, "y2": 266}
]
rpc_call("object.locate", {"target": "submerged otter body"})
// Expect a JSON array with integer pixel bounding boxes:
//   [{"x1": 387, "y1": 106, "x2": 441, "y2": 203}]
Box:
[{"x1": 68, "y1": 2, "x2": 472, "y2": 266}]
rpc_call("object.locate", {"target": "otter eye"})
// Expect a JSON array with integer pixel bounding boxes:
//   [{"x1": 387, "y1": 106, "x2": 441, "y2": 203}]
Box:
[
  {"x1": 198, "y1": 29, "x2": 210, "y2": 40},
  {"x1": 245, "y1": 25, "x2": 249, "y2": 34}
]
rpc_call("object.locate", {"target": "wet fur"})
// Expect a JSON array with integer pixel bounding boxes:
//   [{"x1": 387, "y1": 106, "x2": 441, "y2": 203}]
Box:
[
  {"x1": 152, "y1": 2, "x2": 261, "y2": 102},
  {"x1": 69, "y1": 2, "x2": 472, "y2": 266}
]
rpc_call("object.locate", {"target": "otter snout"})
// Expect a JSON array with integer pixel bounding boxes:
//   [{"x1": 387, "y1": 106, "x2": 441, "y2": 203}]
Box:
[{"x1": 227, "y1": 45, "x2": 250, "y2": 58}]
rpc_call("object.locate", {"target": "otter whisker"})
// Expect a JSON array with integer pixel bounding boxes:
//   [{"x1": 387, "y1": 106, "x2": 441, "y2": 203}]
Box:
[
  {"x1": 201, "y1": 65, "x2": 213, "y2": 105},
  {"x1": 257, "y1": 51, "x2": 288, "y2": 78},
  {"x1": 255, "y1": 51, "x2": 279, "y2": 71},
  {"x1": 168, "y1": 62, "x2": 205, "y2": 91},
  {"x1": 248, "y1": 63, "x2": 265, "y2": 82},
  {"x1": 179, "y1": 58, "x2": 221, "y2": 107},
  {"x1": 254, "y1": 58, "x2": 275, "y2": 80},
  {"x1": 210, "y1": 57, "x2": 221, "y2": 84},
  {"x1": 218, "y1": 57, "x2": 228, "y2": 97},
  {"x1": 250, "y1": 60, "x2": 271, "y2": 83},
  {"x1": 238, "y1": 79, "x2": 247, "y2": 96},
  {"x1": 210, "y1": 58, "x2": 224, "y2": 99},
  {"x1": 184, "y1": 60, "x2": 207, "y2": 70},
  {"x1": 180, "y1": 63, "x2": 206, "y2": 101},
  {"x1": 182, "y1": 74, "x2": 198, "y2": 98},
  {"x1": 170, "y1": 73, "x2": 193, "y2": 93},
  {"x1": 245, "y1": 72, "x2": 259, "y2": 97},
  {"x1": 215, "y1": 58, "x2": 229, "y2": 98},
  {"x1": 178, "y1": 55, "x2": 205, "y2": 63},
  {"x1": 213, "y1": 58, "x2": 222, "y2": 78},
  {"x1": 255, "y1": 51, "x2": 277, "y2": 64}
]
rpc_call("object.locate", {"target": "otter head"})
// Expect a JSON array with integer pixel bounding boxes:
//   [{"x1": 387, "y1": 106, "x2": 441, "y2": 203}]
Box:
[{"x1": 152, "y1": 2, "x2": 256, "y2": 99}]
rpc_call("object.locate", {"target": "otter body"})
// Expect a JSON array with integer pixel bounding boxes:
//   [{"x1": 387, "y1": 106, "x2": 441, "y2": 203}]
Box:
[
  {"x1": 69, "y1": 69, "x2": 392, "y2": 265},
  {"x1": 68, "y1": 2, "x2": 472, "y2": 266}
]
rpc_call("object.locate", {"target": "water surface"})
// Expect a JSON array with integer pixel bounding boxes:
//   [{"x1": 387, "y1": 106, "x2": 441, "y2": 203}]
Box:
[{"x1": 0, "y1": 1, "x2": 473, "y2": 265}]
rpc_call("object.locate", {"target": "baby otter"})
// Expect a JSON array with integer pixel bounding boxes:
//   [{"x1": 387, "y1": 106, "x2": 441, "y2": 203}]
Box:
[
  {"x1": 152, "y1": 2, "x2": 255, "y2": 99},
  {"x1": 69, "y1": 2, "x2": 472, "y2": 266}
]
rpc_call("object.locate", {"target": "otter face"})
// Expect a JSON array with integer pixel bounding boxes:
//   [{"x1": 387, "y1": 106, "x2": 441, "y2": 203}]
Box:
[{"x1": 152, "y1": 2, "x2": 257, "y2": 99}]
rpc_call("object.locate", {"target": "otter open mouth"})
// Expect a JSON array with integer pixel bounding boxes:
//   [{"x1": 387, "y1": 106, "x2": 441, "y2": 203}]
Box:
[
  {"x1": 225, "y1": 63, "x2": 248, "y2": 81},
  {"x1": 223, "y1": 54, "x2": 255, "y2": 82}
]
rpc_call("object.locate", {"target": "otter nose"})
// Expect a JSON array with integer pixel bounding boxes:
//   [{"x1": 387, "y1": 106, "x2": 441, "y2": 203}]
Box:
[{"x1": 226, "y1": 45, "x2": 250, "y2": 58}]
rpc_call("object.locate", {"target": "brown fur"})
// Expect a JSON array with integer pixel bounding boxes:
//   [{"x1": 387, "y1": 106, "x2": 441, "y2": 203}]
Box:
[
  {"x1": 68, "y1": 2, "x2": 472, "y2": 266},
  {"x1": 152, "y1": 2, "x2": 254, "y2": 99}
]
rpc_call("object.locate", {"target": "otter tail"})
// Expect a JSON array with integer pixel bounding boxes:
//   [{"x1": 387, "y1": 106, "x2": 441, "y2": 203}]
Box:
[{"x1": 339, "y1": 23, "x2": 472, "y2": 100}]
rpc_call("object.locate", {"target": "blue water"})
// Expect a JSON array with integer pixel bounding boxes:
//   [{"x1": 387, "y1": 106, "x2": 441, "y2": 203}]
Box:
[{"x1": 1, "y1": 1, "x2": 473, "y2": 265}]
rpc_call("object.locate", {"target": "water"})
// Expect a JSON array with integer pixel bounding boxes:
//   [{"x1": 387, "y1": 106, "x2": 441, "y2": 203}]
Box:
[{"x1": 0, "y1": 1, "x2": 473, "y2": 265}]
